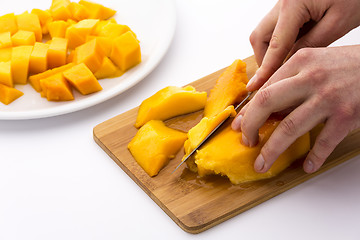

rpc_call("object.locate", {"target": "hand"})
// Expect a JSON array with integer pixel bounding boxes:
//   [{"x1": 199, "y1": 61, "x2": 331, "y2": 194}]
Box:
[
  {"x1": 232, "y1": 45, "x2": 360, "y2": 173},
  {"x1": 247, "y1": 0, "x2": 360, "y2": 91}
]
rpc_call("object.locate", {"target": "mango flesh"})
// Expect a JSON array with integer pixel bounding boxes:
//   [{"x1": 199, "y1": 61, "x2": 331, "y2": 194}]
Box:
[
  {"x1": 0, "y1": 83, "x2": 23, "y2": 105},
  {"x1": 0, "y1": 32, "x2": 12, "y2": 49},
  {"x1": 189, "y1": 118, "x2": 310, "y2": 184},
  {"x1": 135, "y1": 86, "x2": 208, "y2": 128},
  {"x1": 204, "y1": 59, "x2": 249, "y2": 118},
  {"x1": 128, "y1": 120, "x2": 187, "y2": 177}
]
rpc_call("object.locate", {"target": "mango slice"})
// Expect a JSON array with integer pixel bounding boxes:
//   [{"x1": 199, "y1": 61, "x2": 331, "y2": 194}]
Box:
[
  {"x1": 204, "y1": 59, "x2": 249, "y2": 118},
  {"x1": 0, "y1": 83, "x2": 23, "y2": 105},
  {"x1": 68, "y1": 2, "x2": 90, "y2": 21},
  {"x1": 192, "y1": 119, "x2": 310, "y2": 184},
  {"x1": 31, "y1": 9, "x2": 53, "y2": 35},
  {"x1": 79, "y1": 0, "x2": 116, "y2": 20},
  {"x1": 128, "y1": 120, "x2": 187, "y2": 177},
  {"x1": 63, "y1": 63, "x2": 102, "y2": 95},
  {"x1": 0, "y1": 13, "x2": 18, "y2": 35},
  {"x1": 0, "y1": 61, "x2": 12, "y2": 87},
  {"x1": 0, "y1": 32, "x2": 12, "y2": 49},
  {"x1": 73, "y1": 38, "x2": 105, "y2": 73},
  {"x1": 29, "y1": 42, "x2": 50, "y2": 74},
  {"x1": 40, "y1": 73, "x2": 74, "y2": 101},
  {"x1": 0, "y1": 48, "x2": 12, "y2": 62},
  {"x1": 50, "y1": 0, "x2": 72, "y2": 21},
  {"x1": 47, "y1": 20, "x2": 70, "y2": 38},
  {"x1": 135, "y1": 86, "x2": 208, "y2": 128},
  {"x1": 16, "y1": 12, "x2": 42, "y2": 42},
  {"x1": 94, "y1": 56, "x2": 121, "y2": 79},
  {"x1": 11, "y1": 30, "x2": 36, "y2": 46},
  {"x1": 48, "y1": 37, "x2": 68, "y2": 69},
  {"x1": 11, "y1": 45, "x2": 33, "y2": 84},
  {"x1": 66, "y1": 19, "x2": 99, "y2": 49}
]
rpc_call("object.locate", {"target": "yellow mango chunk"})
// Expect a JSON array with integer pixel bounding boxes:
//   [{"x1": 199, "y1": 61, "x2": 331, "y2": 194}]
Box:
[
  {"x1": 0, "y1": 48, "x2": 12, "y2": 62},
  {"x1": 40, "y1": 73, "x2": 74, "y2": 101},
  {"x1": 16, "y1": 12, "x2": 42, "y2": 42},
  {"x1": 31, "y1": 9, "x2": 53, "y2": 35},
  {"x1": 91, "y1": 19, "x2": 117, "y2": 35},
  {"x1": 47, "y1": 20, "x2": 70, "y2": 38},
  {"x1": 135, "y1": 86, "x2": 207, "y2": 128},
  {"x1": 0, "y1": 83, "x2": 23, "y2": 105},
  {"x1": 97, "y1": 22, "x2": 130, "y2": 38},
  {"x1": 110, "y1": 31, "x2": 141, "y2": 72},
  {"x1": 192, "y1": 119, "x2": 310, "y2": 184},
  {"x1": 63, "y1": 63, "x2": 102, "y2": 95},
  {"x1": 94, "y1": 56, "x2": 121, "y2": 79},
  {"x1": 204, "y1": 59, "x2": 249, "y2": 118},
  {"x1": 128, "y1": 120, "x2": 187, "y2": 177},
  {"x1": 50, "y1": 0, "x2": 72, "y2": 21},
  {"x1": 0, "y1": 13, "x2": 18, "y2": 35},
  {"x1": 68, "y1": 2, "x2": 90, "y2": 21},
  {"x1": 0, "y1": 32, "x2": 12, "y2": 49},
  {"x1": 73, "y1": 38, "x2": 105, "y2": 73},
  {"x1": 29, "y1": 63, "x2": 75, "y2": 92},
  {"x1": 86, "y1": 35, "x2": 113, "y2": 56},
  {"x1": 65, "y1": 19, "x2": 99, "y2": 49},
  {"x1": 29, "y1": 42, "x2": 50, "y2": 74},
  {"x1": 79, "y1": 0, "x2": 116, "y2": 20},
  {"x1": 47, "y1": 37, "x2": 68, "y2": 69},
  {"x1": 11, "y1": 30, "x2": 36, "y2": 46},
  {"x1": 0, "y1": 61, "x2": 12, "y2": 87},
  {"x1": 11, "y1": 45, "x2": 33, "y2": 84}
]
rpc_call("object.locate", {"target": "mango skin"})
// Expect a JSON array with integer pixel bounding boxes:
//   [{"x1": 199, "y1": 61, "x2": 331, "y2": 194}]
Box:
[
  {"x1": 135, "y1": 86, "x2": 207, "y2": 128},
  {"x1": 128, "y1": 120, "x2": 187, "y2": 177},
  {"x1": 193, "y1": 119, "x2": 310, "y2": 184}
]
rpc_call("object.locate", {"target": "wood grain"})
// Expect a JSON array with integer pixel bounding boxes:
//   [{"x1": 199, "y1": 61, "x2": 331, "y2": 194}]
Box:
[{"x1": 93, "y1": 56, "x2": 360, "y2": 234}]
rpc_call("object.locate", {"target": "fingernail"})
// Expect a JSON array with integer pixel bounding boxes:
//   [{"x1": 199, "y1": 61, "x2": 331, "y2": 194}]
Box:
[
  {"x1": 242, "y1": 133, "x2": 249, "y2": 146},
  {"x1": 246, "y1": 73, "x2": 258, "y2": 89},
  {"x1": 231, "y1": 115, "x2": 242, "y2": 131},
  {"x1": 304, "y1": 159, "x2": 314, "y2": 173},
  {"x1": 254, "y1": 154, "x2": 265, "y2": 172}
]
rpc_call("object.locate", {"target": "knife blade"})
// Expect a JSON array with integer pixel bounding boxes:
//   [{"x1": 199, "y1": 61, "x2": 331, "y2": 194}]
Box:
[{"x1": 172, "y1": 91, "x2": 253, "y2": 173}]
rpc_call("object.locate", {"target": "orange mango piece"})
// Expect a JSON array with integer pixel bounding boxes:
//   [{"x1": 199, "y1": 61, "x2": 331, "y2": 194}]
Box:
[
  {"x1": 85, "y1": 35, "x2": 113, "y2": 56},
  {"x1": 0, "y1": 32, "x2": 12, "y2": 49},
  {"x1": 128, "y1": 120, "x2": 187, "y2": 177},
  {"x1": 65, "y1": 19, "x2": 99, "y2": 49},
  {"x1": 0, "y1": 61, "x2": 12, "y2": 87},
  {"x1": 91, "y1": 19, "x2": 116, "y2": 35},
  {"x1": 79, "y1": 0, "x2": 116, "y2": 20},
  {"x1": 47, "y1": 37, "x2": 68, "y2": 69},
  {"x1": 11, "y1": 45, "x2": 33, "y2": 84},
  {"x1": 11, "y1": 30, "x2": 36, "y2": 46},
  {"x1": 16, "y1": 12, "x2": 42, "y2": 42},
  {"x1": 0, "y1": 48, "x2": 12, "y2": 62},
  {"x1": 50, "y1": 0, "x2": 72, "y2": 21},
  {"x1": 73, "y1": 38, "x2": 105, "y2": 73},
  {"x1": 68, "y1": 2, "x2": 90, "y2": 21},
  {"x1": 63, "y1": 63, "x2": 102, "y2": 95},
  {"x1": 0, "y1": 13, "x2": 18, "y2": 35},
  {"x1": 29, "y1": 42, "x2": 50, "y2": 74},
  {"x1": 97, "y1": 22, "x2": 130, "y2": 38},
  {"x1": 29, "y1": 63, "x2": 75, "y2": 92},
  {"x1": 47, "y1": 20, "x2": 70, "y2": 38},
  {"x1": 94, "y1": 57, "x2": 121, "y2": 79},
  {"x1": 31, "y1": 9, "x2": 53, "y2": 35},
  {"x1": 40, "y1": 73, "x2": 74, "y2": 101},
  {"x1": 0, "y1": 84, "x2": 23, "y2": 105}
]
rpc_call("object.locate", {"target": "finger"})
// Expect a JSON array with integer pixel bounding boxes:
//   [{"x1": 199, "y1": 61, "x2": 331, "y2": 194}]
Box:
[
  {"x1": 303, "y1": 118, "x2": 349, "y2": 173},
  {"x1": 241, "y1": 75, "x2": 309, "y2": 147},
  {"x1": 247, "y1": 1, "x2": 311, "y2": 91},
  {"x1": 253, "y1": 99, "x2": 325, "y2": 173},
  {"x1": 250, "y1": 2, "x2": 280, "y2": 66},
  {"x1": 231, "y1": 101, "x2": 250, "y2": 131}
]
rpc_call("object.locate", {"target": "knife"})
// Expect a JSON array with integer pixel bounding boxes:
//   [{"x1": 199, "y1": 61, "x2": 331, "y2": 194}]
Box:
[{"x1": 172, "y1": 91, "x2": 253, "y2": 173}]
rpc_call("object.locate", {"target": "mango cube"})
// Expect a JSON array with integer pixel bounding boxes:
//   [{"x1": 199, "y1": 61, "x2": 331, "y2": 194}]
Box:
[
  {"x1": 11, "y1": 30, "x2": 36, "y2": 46},
  {"x1": 128, "y1": 120, "x2": 187, "y2": 177},
  {"x1": 0, "y1": 84, "x2": 23, "y2": 105},
  {"x1": 94, "y1": 57, "x2": 121, "y2": 79},
  {"x1": 40, "y1": 73, "x2": 74, "y2": 101},
  {"x1": 110, "y1": 31, "x2": 141, "y2": 72},
  {"x1": 63, "y1": 63, "x2": 102, "y2": 95},
  {"x1": 65, "y1": 19, "x2": 99, "y2": 49},
  {"x1": 97, "y1": 22, "x2": 130, "y2": 38},
  {"x1": 86, "y1": 35, "x2": 113, "y2": 56},
  {"x1": 0, "y1": 48, "x2": 12, "y2": 62},
  {"x1": 73, "y1": 38, "x2": 105, "y2": 73},
  {"x1": 0, "y1": 61, "x2": 12, "y2": 87},
  {"x1": 50, "y1": 0, "x2": 72, "y2": 21},
  {"x1": 0, "y1": 32, "x2": 12, "y2": 49},
  {"x1": 79, "y1": 0, "x2": 116, "y2": 20},
  {"x1": 16, "y1": 12, "x2": 42, "y2": 42},
  {"x1": 47, "y1": 37, "x2": 68, "y2": 69},
  {"x1": 11, "y1": 45, "x2": 33, "y2": 84},
  {"x1": 31, "y1": 9, "x2": 53, "y2": 34},
  {"x1": 29, "y1": 42, "x2": 50, "y2": 74},
  {"x1": 68, "y1": 2, "x2": 90, "y2": 21},
  {"x1": 47, "y1": 20, "x2": 70, "y2": 38},
  {"x1": 0, "y1": 13, "x2": 18, "y2": 35}
]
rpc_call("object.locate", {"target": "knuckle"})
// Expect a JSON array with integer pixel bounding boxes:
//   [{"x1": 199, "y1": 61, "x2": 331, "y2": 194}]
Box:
[
  {"x1": 279, "y1": 117, "x2": 298, "y2": 136},
  {"x1": 293, "y1": 48, "x2": 313, "y2": 62},
  {"x1": 256, "y1": 88, "x2": 272, "y2": 107}
]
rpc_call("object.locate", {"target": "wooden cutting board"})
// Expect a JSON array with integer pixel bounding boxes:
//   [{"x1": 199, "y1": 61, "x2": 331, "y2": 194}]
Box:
[{"x1": 93, "y1": 56, "x2": 360, "y2": 234}]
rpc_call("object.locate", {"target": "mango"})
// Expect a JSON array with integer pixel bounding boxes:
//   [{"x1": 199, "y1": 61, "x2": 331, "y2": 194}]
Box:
[
  {"x1": 91, "y1": 19, "x2": 117, "y2": 36},
  {"x1": 11, "y1": 30, "x2": 36, "y2": 46},
  {"x1": 40, "y1": 73, "x2": 74, "y2": 101},
  {"x1": 47, "y1": 20, "x2": 70, "y2": 38},
  {"x1": 47, "y1": 37, "x2": 68, "y2": 69},
  {"x1": 63, "y1": 63, "x2": 102, "y2": 95},
  {"x1": 79, "y1": 0, "x2": 116, "y2": 20},
  {"x1": 86, "y1": 35, "x2": 113, "y2": 56},
  {"x1": 97, "y1": 22, "x2": 130, "y2": 38},
  {"x1": 0, "y1": 13, "x2": 18, "y2": 35},
  {"x1": 65, "y1": 19, "x2": 99, "y2": 49},
  {"x1": 94, "y1": 56, "x2": 121, "y2": 79},
  {"x1": 29, "y1": 42, "x2": 50, "y2": 74},
  {"x1": 16, "y1": 12, "x2": 42, "y2": 42},
  {"x1": 128, "y1": 120, "x2": 187, "y2": 177},
  {"x1": 135, "y1": 86, "x2": 208, "y2": 128},
  {"x1": 0, "y1": 48, "x2": 12, "y2": 62},
  {"x1": 29, "y1": 63, "x2": 75, "y2": 92},
  {"x1": 0, "y1": 61, "x2": 12, "y2": 87},
  {"x1": 0, "y1": 83, "x2": 23, "y2": 105},
  {"x1": 110, "y1": 31, "x2": 141, "y2": 72},
  {"x1": 31, "y1": 9, "x2": 53, "y2": 35},
  {"x1": 50, "y1": 0, "x2": 72, "y2": 21},
  {"x1": 0, "y1": 32, "x2": 12, "y2": 49},
  {"x1": 204, "y1": 59, "x2": 249, "y2": 118},
  {"x1": 192, "y1": 119, "x2": 310, "y2": 184},
  {"x1": 11, "y1": 45, "x2": 33, "y2": 84},
  {"x1": 73, "y1": 38, "x2": 105, "y2": 73},
  {"x1": 68, "y1": 2, "x2": 90, "y2": 21}
]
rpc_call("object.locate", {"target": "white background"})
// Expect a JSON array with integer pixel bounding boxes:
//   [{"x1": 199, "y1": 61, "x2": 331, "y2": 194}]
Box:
[{"x1": 1, "y1": 0, "x2": 360, "y2": 239}]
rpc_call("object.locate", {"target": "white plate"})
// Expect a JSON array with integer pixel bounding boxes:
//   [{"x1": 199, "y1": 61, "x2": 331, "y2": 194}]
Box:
[{"x1": 0, "y1": 0, "x2": 176, "y2": 120}]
